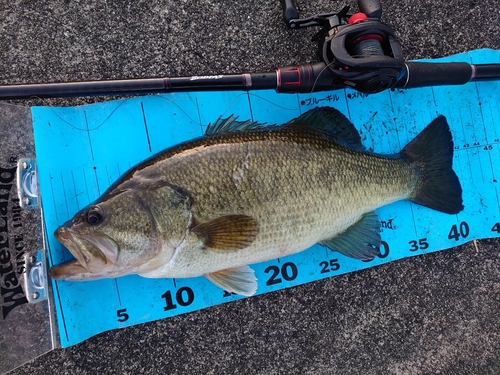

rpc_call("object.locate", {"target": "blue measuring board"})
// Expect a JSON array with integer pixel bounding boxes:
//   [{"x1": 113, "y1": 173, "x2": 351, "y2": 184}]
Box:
[{"x1": 31, "y1": 49, "x2": 500, "y2": 348}]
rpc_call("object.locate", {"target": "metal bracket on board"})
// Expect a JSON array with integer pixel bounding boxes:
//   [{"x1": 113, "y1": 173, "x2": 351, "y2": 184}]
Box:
[
  {"x1": 16, "y1": 158, "x2": 40, "y2": 210},
  {"x1": 24, "y1": 250, "x2": 48, "y2": 303}
]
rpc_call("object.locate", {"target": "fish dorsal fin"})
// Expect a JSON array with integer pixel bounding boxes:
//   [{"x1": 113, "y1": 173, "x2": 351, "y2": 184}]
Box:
[
  {"x1": 320, "y1": 211, "x2": 381, "y2": 261},
  {"x1": 287, "y1": 107, "x2": 363, "y2": 149},
  {"x1": 191, "y1": 214, "x2": 259, "y2": 252},
  {"x1": 205, "y1": 265, "x2": 257, "y2": 296},
  {"x1": 205, "y1": 116, "x2": 268, "y2": 135}
]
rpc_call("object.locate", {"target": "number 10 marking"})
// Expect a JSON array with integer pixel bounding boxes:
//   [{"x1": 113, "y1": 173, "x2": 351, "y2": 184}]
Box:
[{"x1": 162, "y1": 286, "x2": 195, "y2": 311}]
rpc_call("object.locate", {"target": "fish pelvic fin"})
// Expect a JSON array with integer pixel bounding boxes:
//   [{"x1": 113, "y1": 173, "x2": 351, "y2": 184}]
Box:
[
  {"x1": 402, "y1": 115, "x2": 464, "y2": 214},
  {"x1": 191, "y1": 214, "x2": 259, "y2": 252},
  {"x1": 320, "y1": 211, "x2": 381, "y2": 261},
  {"x1": 205, "y1": 265, "x2": 258, "y2": 296}
]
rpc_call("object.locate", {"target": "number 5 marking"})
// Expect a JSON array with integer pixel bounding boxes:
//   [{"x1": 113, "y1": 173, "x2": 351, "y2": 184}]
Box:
[{"x1": 117, "y1": 308, "x2": 129, "y2": 322}]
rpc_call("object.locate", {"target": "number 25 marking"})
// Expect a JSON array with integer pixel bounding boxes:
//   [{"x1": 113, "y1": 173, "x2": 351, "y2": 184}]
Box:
[{"x1": 319, "y1": 259, "x2": 340, "y2": 273}]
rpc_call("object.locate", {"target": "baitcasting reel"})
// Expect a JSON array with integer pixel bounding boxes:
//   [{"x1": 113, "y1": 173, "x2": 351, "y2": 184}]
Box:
[{"x1": 280, "y1": 0, "x2": 405, "y2": 93}]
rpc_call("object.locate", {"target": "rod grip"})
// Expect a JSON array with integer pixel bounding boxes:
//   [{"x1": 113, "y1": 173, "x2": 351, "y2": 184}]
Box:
[{"x1": 395, "y1": 62, "x2": 473, "y2": 88}]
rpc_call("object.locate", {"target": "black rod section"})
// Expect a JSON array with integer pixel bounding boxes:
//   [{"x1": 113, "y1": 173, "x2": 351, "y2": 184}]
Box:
[
  {"x1": 0, "y1": 73, "x2": 278, "y2": 100},
  {"x1": 472, "y1": 64, "x2": 500, "y2": 80}
]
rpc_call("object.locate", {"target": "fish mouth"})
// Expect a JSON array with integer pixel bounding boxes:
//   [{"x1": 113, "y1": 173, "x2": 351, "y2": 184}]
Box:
[
  {"x1": 49, "y1": 258, "x2": 93, "y2": 281},
  {"x1": 51, "y1": 227, "x2": 119, "y2": 280}
]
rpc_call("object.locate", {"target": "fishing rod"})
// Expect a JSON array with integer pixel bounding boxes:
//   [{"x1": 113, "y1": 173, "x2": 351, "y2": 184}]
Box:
[{"x1": 1, "y1": 0, "x2": 499, "y2": 100}]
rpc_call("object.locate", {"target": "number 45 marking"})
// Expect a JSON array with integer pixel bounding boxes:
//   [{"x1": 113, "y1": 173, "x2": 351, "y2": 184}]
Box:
[{"x1": 492, "y1": 223, "x2": 500, "y2": 234}]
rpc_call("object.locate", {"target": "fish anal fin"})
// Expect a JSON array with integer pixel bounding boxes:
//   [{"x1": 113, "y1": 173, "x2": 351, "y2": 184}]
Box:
[
  {"x1": 191, "y1": 214, "x2": 259, "y2": 252},
  {"x1": 205, "y1": 265, "x2": 257, "y2": 296},
  {"x1": 320, "y1": 212, "x2": 381, "y2": 261}
]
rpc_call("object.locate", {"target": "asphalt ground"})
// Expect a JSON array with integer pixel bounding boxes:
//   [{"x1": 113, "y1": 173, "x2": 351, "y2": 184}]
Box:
[{"x1": 1, "y1": 1, "x2": 500, "y2": 374}]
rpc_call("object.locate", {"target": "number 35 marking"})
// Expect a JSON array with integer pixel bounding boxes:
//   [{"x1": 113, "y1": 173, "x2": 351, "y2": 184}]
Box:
[{"x1": 409, "y1": 238, "x2": 429, "y2": 252}]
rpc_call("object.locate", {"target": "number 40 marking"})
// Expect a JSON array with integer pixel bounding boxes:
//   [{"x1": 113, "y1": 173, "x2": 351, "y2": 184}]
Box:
[{"x1": 448, "y1": 221, "x2": 470, "y2": 241}]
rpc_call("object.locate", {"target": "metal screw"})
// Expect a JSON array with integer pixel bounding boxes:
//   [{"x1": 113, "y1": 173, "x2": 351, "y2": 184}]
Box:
[
  {"x1": 31, "y1": 292, "x2": 39, "y2": 300},
  {"x1": 24, "y1": 197, "x2": 30, "y2": 206},
  {"x1": 30, "y1": 255, "x2": 37, "y2": 263},
  {"x1": 22, "y1": 161, "x2": 28, "y2": 169}
]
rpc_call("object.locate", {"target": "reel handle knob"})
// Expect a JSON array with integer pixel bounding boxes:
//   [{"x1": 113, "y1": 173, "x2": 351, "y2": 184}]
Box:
[
  {"x1": 280, "y1": 0, "x2": 300, "y2": 27},
  {"x1": 358, "y1": 0, "x2": 382, "y2": 19}
]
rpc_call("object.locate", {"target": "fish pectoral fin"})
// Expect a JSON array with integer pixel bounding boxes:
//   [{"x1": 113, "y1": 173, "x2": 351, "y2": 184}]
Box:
[
  {"x1": 320, "y1": 211, "x2": 381, "y2": 261},
  {"x1": 205, "y1": 265, "x2": 257, "y2": 296},
  {"x1": 191, "y1": 214, "x2": 259, "y2": 252}
]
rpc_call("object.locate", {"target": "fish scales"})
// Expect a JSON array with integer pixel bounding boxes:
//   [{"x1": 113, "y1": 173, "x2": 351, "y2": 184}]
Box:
[
  {"x1": 130, "y1": 127, "x2": 416, "y2": 278},
  {"x1": 51, "y1": 108, "x2": 463, "y2": 296}
]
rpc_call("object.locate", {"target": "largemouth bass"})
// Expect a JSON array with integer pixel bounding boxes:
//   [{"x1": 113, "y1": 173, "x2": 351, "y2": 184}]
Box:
[{"x1": 51, "y1": 107, "x2": 463, "y2": 296}]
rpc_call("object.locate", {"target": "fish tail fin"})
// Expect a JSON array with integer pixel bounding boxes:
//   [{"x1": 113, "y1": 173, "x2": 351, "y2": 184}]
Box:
[{"x1": 402, "y1": 115, "x2": 463, "y2": 214}]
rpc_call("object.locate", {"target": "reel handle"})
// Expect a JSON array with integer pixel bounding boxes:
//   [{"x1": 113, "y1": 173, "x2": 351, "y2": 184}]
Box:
[{"x1": 279, "y1": 0, "x2": 383, "y2": 27}]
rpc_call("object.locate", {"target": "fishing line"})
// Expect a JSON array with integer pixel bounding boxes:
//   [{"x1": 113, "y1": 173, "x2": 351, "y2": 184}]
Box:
[
  {"x1": 309, "y1": 60, "x2": 339, "y2": 94},
  {"x1": 36, "y1": 95, "x2": 204, "y2": 132},
  {"x1": 32, "y1": 96, "x2": 132, "y2": 132},
  {"x1": 351, "y1": 37, "x2": 385, "y2": 58},
  {"x1": 247, "y1": 93, "x2": 300, "y2": 111}
]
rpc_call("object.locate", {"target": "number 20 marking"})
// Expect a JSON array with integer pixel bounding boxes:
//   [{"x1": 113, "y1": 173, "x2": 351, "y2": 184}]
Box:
[{"x1": 264, "y1": 262, "x2": 298, "y2": 286}]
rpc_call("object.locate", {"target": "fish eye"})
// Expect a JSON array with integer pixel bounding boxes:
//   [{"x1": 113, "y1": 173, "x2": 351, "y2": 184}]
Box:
[{"x1": 86, "y1": 205, "x2": 104, "y2": 225}]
